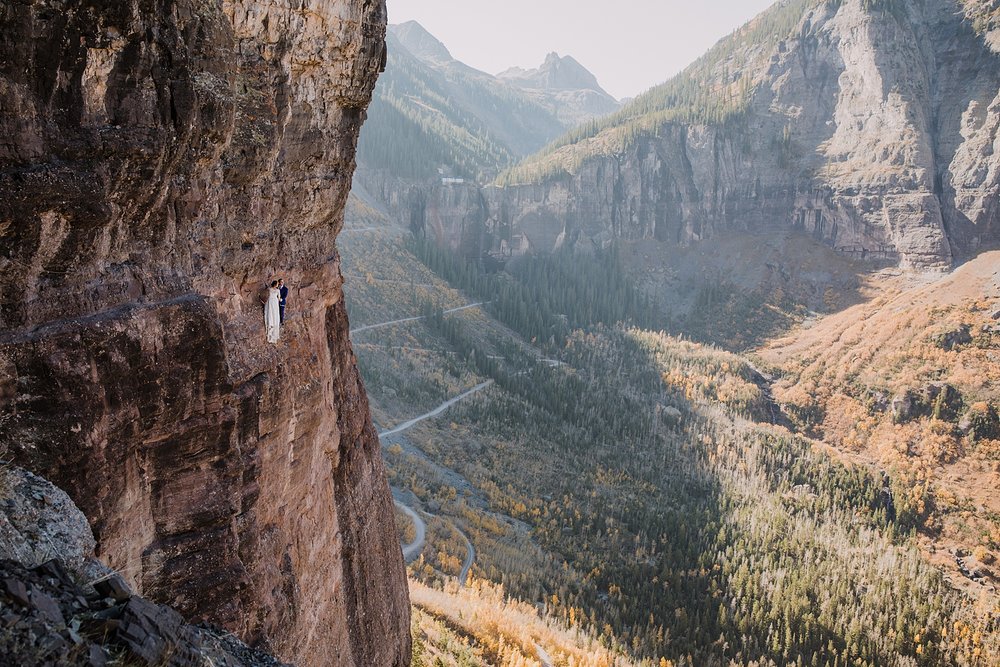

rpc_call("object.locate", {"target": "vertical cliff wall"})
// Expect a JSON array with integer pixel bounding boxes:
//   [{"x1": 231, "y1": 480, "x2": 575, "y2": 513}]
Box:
[
  {"x1": 0, "y1": 1, "x2": 409, "y2": 665},
  {"x1": 400, "y1": 0, "x2": 1000, "y2": 270}
]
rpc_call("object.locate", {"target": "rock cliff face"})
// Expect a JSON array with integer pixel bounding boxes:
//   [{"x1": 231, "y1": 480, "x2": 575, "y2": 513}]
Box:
[
  {"x1": 0, "y1": 1, "x2": 409, "y2": 665},
  {"x1": 416, "y1": 0, "x2": 1000, "y2": 269},
  {"x1": 0, "y1": 466, "x2": 288, "y2": 665}
]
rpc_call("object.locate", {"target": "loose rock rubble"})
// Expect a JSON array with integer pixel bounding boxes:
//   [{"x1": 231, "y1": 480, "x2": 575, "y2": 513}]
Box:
[
  {"x1": 0, "y1": 558, "x2": 288, "y2": 666},
  {"x1": 0, "y1": 466, "x2": 288, "y2": 665}
]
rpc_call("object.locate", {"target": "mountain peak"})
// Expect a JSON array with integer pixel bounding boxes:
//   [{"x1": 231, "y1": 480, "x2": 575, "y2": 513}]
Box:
[
  {"x1": 389, "y1": 21, "x2": 453, "y2": 63},
  {"x1": 498, "y1": 52, "x2": 611, "y2": 98}
]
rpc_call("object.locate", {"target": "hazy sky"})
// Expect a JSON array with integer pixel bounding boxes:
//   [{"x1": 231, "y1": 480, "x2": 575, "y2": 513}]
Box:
[{"x1": 386, "y1": 0, "x2": 777, "y2": 100}]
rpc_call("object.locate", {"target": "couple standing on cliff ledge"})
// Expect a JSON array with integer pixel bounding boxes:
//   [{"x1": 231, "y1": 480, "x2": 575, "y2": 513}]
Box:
[{"x1": 262, "y1": 278, "x2": 289, "y2": 344}]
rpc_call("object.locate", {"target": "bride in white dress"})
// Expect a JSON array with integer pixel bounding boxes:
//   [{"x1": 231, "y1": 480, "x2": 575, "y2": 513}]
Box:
[{"x1": 264, "y1": 280, "x2": 281, "y2": 343}]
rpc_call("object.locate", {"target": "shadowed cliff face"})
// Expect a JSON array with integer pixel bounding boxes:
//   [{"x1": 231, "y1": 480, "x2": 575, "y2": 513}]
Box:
[{"x1": 0, "y1": 1, "x2": 409, "y2": 665}]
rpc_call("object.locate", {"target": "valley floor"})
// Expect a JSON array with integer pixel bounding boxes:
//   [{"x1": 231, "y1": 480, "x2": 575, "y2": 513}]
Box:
[{"x1": 339, "y1": 193, "x2": 999, "y2": 666}]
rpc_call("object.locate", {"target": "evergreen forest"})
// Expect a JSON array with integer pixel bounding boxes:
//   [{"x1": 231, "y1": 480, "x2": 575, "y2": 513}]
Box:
[{"x1": 338, "y1": 214, "x2": 998, "y2": 666}]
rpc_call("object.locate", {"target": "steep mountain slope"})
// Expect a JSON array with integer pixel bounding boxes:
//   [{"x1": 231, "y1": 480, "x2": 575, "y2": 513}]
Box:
[
  {"x1": 355, "y1": 21, "x2": 625, "y2": 253},
  {"x1": 0, "y1": 1, "x2": 409, "y2": 665},
  {"x1": 475, "y1": 0, "x2": 1000, "y2": 268},
  {"x1": 390, "y1": 20, "x2": 455, "y2": 63},
  {"x1": 760, "y1": 251, "x2": 1000, "y2": 597},
  {"x1": 497, "y1": 52, "x2": 621, "y2": 126},
  {"x1": 356, "y1": 22, "x2": 566, "y2": 182}
]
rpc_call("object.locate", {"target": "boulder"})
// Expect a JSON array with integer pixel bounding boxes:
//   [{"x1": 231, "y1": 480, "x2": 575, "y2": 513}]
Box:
[
  {"x1": 662, "y1": 405, "x2": 684, "y2": 424},
  {"x1": 924, "y1": 382, "x2": 963, "y2": 421},
  {"x1": 933, "y1": 325, "x2": 973, "y2": 351},
  {"x1": 0, "y1": 466, "x2": 108, "y2": 583},
  {"x1": 891, "y1": 390, "x2": 921, "y2": 423},
  {"x1": 960, "y1": 402, "x2": 1000, "y2": 441},
  {"x1": 891, "y1": 383, "x2": 963, "y2": 423},
  {"x1": 0, "y1": 468, "x2": 286, "y2": 665}
]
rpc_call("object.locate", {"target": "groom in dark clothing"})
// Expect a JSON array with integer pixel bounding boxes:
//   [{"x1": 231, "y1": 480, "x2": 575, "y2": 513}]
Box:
[{"x1": 278, "y1": 278, "x2": 288, "y2": 324}]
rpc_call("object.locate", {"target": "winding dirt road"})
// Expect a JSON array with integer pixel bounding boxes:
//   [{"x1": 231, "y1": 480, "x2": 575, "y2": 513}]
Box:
[
  {"x1": 394, "y1": 497, "x2": 476, "y2": 587},
  {"x1": 535, "y1": 643, "x2": 553, "y2": 667},
  {"x1": 394, "y1": 500, "x2": 426, "y2": 564},
  {"x1": 378, "y1": 381, "x2": 492, "y2": 438},
  {"x1": 456, "y1": 525, "x2": 475, "y2": 586},
  {"x1": 350, "y1": 302, "x2": 485, "y2": 335}
]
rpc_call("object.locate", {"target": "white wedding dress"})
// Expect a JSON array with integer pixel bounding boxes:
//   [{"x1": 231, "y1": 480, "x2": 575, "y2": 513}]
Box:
[{"x1": 265, "y1": 287, "x2": 281, "y2": 343}]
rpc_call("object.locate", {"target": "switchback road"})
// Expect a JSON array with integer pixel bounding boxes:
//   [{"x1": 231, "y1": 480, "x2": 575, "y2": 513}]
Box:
[
  {"x1": 378, "y1": 381, "x2": 492, "y2": 438},
  {"x1": 350, "y1": 302, "x2": 485, "y2": 335},
  {"x1": 394, "y1": 500, "x2": 426, "y2": 564}
]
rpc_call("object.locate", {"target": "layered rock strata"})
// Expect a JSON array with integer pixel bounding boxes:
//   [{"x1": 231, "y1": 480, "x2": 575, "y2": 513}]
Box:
[{"x1": 0, "y1": 1, "x2": 408, "y2": 665}]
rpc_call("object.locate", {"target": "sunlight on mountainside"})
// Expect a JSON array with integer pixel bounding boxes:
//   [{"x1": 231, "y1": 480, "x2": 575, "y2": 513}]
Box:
[
  {"x1": 761, "y1": 253, "x2": 1000, "y2": 597},
  {"x1": 497, "y1": 0, "x2": 816, "y2": 185},
  {"x1": 337, "y1": 0, "x2": 1000, "y2": 663},
  {"x1": 410, "y1": 578, "x2": 638, "y2": 667}
]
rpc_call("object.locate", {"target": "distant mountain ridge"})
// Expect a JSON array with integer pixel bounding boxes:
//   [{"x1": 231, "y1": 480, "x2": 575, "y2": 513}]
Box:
[
  {"x1": 376, "y1": 4, "x2": 998, "y2": 268},
  {"x1": 498, "y1": 52, "x2": 605, "y2": 91},
  {"x1": 355, "y1": 28, "x2": 564, "y2": 182},
  {"x1": 356, "y1": 21, "x2": 620, "y2": 183},
  {"x1": 355, "y1": 21, "x2": 626, "y2": 252},
  {"x1": 389, "y1": 20, "x2": 453, "y2": 63},
  {"x1": 497, "y1": 52, "x2": 620, "y2": 126}
]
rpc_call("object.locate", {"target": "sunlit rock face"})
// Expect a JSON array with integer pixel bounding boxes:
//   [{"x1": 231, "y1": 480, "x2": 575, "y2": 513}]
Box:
[
  {"x1": 415, "y1": 0, "x2": 1000, "y2": 270},
  {"x1": 0, "y1": 1, "x2": 409, "y2": 665}
]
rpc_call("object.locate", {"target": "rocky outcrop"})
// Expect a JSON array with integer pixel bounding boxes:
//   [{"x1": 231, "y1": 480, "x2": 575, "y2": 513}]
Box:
[
  {"x1": 417, "y1": 0, "x2": 1000, "y2": 269},
  {"x1": 0, "y1": 466, "x2": 286, "y2": 666},
  {"x1": 0, "y1": 1, "x2": 409, "y2": 665},
  {"x1": 1, "y1": 557, "x2": 295, "y2": 666},
  {"x1": 0, "y1": 466, "x2": 106, "y2": 581}
]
